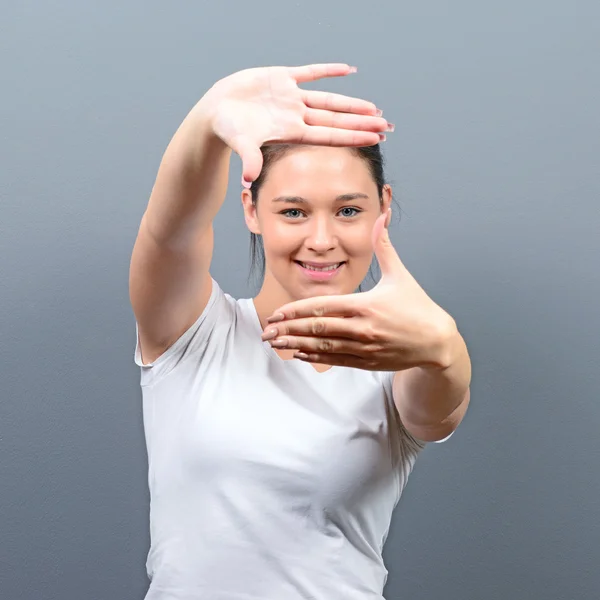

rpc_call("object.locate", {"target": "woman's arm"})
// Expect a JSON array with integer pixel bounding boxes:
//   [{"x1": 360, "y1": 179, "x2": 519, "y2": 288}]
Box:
[
  {"x1": 129, "y1": 104, "x2": 231, "y2": 365},
  {"x1": 392, "y1": 327, "x2": 472, "y2": 442}
]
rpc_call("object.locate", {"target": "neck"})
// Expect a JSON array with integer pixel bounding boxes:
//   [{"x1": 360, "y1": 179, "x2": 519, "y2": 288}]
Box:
[
  {"x1": 252, "y1": 268, "x2": 333, "y2": 373},
  {"x1": 252, "y1": 269, "x2": 295, "y2": 329}
]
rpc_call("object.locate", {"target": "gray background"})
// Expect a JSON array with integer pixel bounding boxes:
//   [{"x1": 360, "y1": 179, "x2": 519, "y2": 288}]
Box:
[{"x1": 1, "y1": 1, "x2": 599, "y2": 599}]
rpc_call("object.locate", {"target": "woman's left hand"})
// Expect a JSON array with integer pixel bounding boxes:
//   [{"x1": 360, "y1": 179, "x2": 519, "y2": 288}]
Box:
[{"x1": 261, "y1": 210, "x2": 459, "y2": 371}]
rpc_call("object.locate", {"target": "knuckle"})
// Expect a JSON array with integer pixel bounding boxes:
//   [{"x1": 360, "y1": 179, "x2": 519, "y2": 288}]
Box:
[
  {"x1": 312, "y1": 318, "x2": 326, "y2": 335},
  {"x1": 362, "y1": 324, "x2": 379, "y2": 342},
  {"x1": 318, "y1": 339, "x2": 334, "y2": 352},
  {"x1": 364, "y1": 342, "x2": 382, "y2": 355},
  {"x1": 313, "y1": 306, "x2": 325, "y2": 317}
]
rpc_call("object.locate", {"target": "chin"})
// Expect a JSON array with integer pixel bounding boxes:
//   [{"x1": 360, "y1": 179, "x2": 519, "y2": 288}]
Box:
[{"x1": 294, "y1": 280, "x2": 358, "y2": 300}]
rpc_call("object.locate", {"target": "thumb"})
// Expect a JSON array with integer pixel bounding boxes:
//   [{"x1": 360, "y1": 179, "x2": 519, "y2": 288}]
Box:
[
  {"x1": 372, "y1": 208, "x2": 403, "y2": 277},
  {"x1": 232, "y1": 136, "x2": 263, "y2": 188}
]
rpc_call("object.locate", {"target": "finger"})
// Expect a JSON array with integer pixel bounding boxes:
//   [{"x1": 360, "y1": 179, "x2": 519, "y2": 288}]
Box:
[
  {"x1": 267, "y1": 295, "x2": 362, "y2": 323},
  {"x1": 272, "y1": 335, "x2": 367, "y2": 356},
  {"x1": 299, "y1": 126, "x2": 385, "y2": 148},
  {"x1": 294, "y1": 352, "x2": 372, "y2": 369},
  {"x1": 229, "y1": 135, "x2": 263, "y2": 187},
  {"x1": 304, "y1": 108, "x2": 393, "y2": 133},
  {"x1": 372, "y1": 208, "x2": 405, "y2": 277},
  {"x1": 301, "y1": 90, "x2": 381, "y2": 116},
  {"x1": 263, "y1": 316, "x2": 365, "y2": 341},
  {"x1": 289, "y1": 63, "x2": 357, "y2": 83}
]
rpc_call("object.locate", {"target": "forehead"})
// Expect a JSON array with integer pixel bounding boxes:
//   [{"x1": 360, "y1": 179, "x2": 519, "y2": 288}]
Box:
[{"x1": 262, "y1": 147, "x2": 377, "y2": 197}]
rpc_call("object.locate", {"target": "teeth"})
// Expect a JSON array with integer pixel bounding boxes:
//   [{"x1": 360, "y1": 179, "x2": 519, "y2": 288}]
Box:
[{"x1": 301, "y1": 262, "x2": 341, "y2": 272}]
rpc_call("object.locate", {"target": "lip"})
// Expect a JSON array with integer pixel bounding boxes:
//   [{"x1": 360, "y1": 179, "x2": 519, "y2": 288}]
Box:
[
  {"x1": 294, "y1": 260, "x2": 345, "y2": 281},
  {"x1": 298, "y1": 261, "x2": 341, "y2": 267}
]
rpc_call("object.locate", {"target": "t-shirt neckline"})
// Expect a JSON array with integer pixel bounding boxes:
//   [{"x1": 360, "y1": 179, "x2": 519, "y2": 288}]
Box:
[{"x1": 242, "y1": 297, "x2": 339, "y2": 377}]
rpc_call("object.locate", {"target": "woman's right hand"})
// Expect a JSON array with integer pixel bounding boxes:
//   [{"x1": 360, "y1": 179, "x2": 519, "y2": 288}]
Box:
[{"x1": 195, "y1": 63, "x2": 392, "y2": 187}]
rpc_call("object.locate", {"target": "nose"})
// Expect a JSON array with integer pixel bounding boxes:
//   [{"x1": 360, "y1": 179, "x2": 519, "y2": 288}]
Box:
[{"x1": 305, "y1": 215, "x2": 337, "y2": 253}]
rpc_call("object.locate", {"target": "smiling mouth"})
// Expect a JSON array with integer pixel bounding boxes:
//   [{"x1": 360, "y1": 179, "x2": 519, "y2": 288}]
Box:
[{"x1": 295, "y1": 261, "x2": 345, "y2": 272}]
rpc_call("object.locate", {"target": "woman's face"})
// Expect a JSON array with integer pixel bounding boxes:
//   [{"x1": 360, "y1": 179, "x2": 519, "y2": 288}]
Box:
[{"x1": 242, "y1": 146, "x2": 392, "y2": 301}]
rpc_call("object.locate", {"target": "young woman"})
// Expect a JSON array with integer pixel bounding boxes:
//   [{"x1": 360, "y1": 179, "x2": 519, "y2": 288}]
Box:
[{"x1": 130, "y1": 63, "x2": 471, "y2": 600}]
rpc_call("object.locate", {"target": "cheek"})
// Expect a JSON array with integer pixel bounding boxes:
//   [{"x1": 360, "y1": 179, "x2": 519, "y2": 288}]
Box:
[
  {"x1": 341, "y1": 225, "x2": 374, "y2": 257},
  {"x1": 261, "y1": 220, "x2": 301, "y2": 257}
]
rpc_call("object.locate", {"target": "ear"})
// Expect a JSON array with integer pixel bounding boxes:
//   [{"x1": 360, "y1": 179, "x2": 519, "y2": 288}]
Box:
[
  {"x1": 241, "y1": 189, "x2": 261, "y2": 235},
  {"x1": 381, "y1": 184, "x2": 393, "y2": 215}
]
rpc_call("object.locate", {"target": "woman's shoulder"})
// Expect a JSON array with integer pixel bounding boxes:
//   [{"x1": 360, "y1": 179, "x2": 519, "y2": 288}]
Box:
[
  {"x1": 134, "y1": 278, "x2": 256, "y2": 385},
  {"x1": 205, "y1": 279, "x2": 270, "y2": 346}
]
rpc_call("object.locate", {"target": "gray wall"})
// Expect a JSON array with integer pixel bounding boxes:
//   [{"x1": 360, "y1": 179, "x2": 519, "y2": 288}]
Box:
[{"x1": 1, "y1": 1, "x2": 598, "y2": 599}]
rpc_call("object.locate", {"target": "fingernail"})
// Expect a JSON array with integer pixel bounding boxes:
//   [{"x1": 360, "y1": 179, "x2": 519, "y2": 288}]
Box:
[
  {"x1": 266, "y1": 313, "x2": 285, "y2": 323},
  {"x1": 348, "y1": 66, "x2": 358, "y2": 73},
  {"x1": 379, "y1": 134, "x2": 387, "y2": 142},
  {"x1": 242, "y1": 177, "x2": 251, "y2": 189},
  {"x1": 386, "y1": 123, "x2": 395, "y2": 132},
  {"x1": 261, "y1": 328, "x2": 278, "y2": 341},
  {"x1": 270, "y1": 339, "x2": 288, "y2": 348},
  {"x1": 295, "y1": 352, "x2": 309, "y2": 360},
  {"x1": 376, "y1": 109, "x2": 383, "y2": 117}
]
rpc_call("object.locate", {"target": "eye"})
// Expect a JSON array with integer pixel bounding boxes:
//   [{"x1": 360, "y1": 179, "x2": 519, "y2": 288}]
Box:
[
  {"x1": 338, "y1": 206, "x2": 361, "y2": 218},
  {"x1": 281, "y1": 208, "x2": 305, "y2": 219}
]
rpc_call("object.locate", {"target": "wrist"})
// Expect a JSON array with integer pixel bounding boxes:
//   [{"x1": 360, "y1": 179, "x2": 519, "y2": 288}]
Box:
[
  {"x1": 173, "y1": 95, "x2": 231, "y2": 167},
  {"x1": 424, "y1": 317, "x2": 462, "y2": 371},
  {"x1": 186, "y1": 93, "x2": 226, "y2": 142}
]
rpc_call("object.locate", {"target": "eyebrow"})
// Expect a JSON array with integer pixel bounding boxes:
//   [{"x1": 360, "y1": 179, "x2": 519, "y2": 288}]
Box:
[{"x1": 271, "y1": 193, "x2": 370, "y2": 204}]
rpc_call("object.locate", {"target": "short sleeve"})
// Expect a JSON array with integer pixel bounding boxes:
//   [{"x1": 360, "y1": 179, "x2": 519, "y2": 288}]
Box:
[{"x1": 133, "y1": 278, "x2": 233, "y2": 387}]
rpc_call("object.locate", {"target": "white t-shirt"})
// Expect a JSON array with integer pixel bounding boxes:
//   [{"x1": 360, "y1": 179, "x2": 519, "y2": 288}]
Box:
[{"x1": 134, "y1": 279, "x2": 451, "y2": 600}]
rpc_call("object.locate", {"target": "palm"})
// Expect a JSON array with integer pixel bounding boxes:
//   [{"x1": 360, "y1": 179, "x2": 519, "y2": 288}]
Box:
[
  {"x1": 212, "y1": 69, "x2": 303, "y2": 144},
  {"x1": 205, "y1": 64, "x2": 389, "y2": 184}
]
